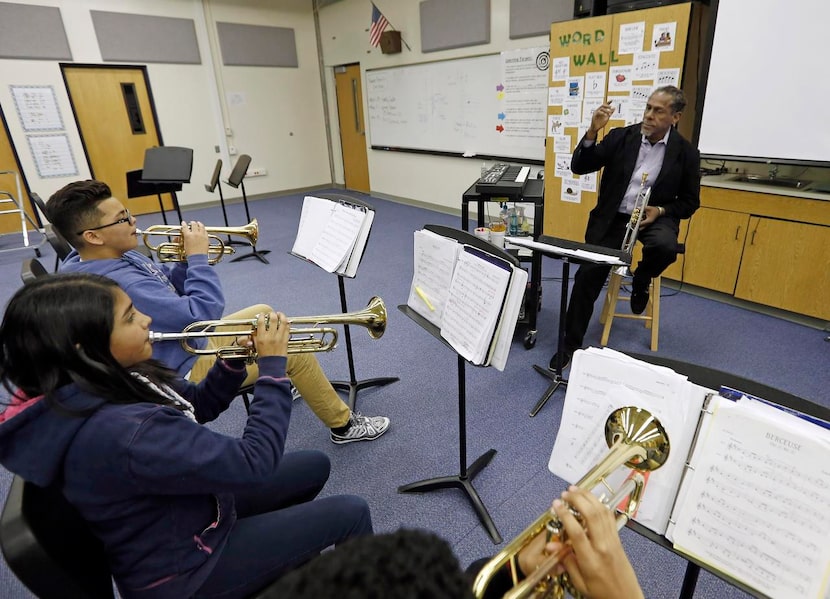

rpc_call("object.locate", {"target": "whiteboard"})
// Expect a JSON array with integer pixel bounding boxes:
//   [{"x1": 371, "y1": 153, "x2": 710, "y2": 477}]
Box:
[
  {"x1": 366, "y1": 54, "x2": 546, "y2": 162},
  {"x1": 697, "y1": 0, "x2": 830, "y2": 165}
]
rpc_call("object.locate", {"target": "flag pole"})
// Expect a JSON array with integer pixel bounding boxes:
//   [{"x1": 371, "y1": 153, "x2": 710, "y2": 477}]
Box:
[{"x1": 374, "y1": 3, "x2": 412, "y2": 51}]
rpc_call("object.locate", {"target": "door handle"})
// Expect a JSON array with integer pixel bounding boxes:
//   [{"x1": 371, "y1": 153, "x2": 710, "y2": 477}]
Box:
[{"x1": 351, "y1": 79, "x2": 362, "y2": 134}]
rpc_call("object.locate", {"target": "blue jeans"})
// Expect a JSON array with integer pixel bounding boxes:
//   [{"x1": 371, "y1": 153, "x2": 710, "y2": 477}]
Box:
[{"x1": 193, "y1": 450, "x2": 373, "y2": 598}]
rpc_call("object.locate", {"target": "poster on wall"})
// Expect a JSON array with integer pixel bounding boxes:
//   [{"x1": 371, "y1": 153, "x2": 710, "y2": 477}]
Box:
[
  {"x1": 27, "y1": 134, "x2": 78, "y2": 178},
  {"x1": 10, "y1": 85, "x2": 64, "y2": 132}
]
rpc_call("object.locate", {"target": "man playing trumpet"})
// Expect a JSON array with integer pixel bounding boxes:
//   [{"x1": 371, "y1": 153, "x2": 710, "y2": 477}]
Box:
[{"x1": 47, "y1": 180, "x2": 390, "y2": 444}]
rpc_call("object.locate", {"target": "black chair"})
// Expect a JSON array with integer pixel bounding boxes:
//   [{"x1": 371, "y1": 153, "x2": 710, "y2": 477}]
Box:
[
  {"x1": 20, "y1": 258, "x2": 49, "y2": 284},
  {"x1": 0, "y1": 476, "x2": 289, "y2": 599},
  {"x1": 30, "y1": 192, "x2": 49, "y2": 227},
  {"x1": 0, "y1": 476, "x2": 115, "y2": 598},
  {"x1": 31, "y1": 193, "x2": 71, "y2": 270},
  {"x1": 226, "y1": 155, "x2": 270, "y2": 264}
]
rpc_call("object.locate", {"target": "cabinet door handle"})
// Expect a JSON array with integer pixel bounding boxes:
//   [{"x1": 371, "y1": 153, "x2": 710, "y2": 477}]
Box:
[
  {"x1": 735, "y1": 226, "x2": 741, "y2": 240},
  {"x1": 750, "y1": 229, "x2": 757, "y2": 245}
]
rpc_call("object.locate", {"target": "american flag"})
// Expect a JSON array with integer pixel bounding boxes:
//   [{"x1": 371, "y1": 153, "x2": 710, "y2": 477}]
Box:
[{"x1": 369, "y1": 3, "x2": 389, "y2": 47}]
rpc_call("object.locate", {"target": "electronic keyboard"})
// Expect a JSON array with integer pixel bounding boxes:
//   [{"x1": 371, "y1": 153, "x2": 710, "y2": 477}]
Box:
[{"x1": 475, "y1": 164, "x2": 531, "y2": 198}]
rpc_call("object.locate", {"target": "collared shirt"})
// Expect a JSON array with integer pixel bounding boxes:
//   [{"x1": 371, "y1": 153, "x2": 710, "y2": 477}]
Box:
[{"x1": 617, "y1": 129, "x2": 670, "y2": 214}]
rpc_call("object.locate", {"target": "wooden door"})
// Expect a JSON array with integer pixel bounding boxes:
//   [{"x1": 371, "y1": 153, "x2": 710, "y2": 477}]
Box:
[
  {"x1": 334, "y1": 64, "x2": 370, "y2": 193},
  {"x1": 62, "y1": 65, "x2": 172, "y2": 215},
  {"x1": 0, "y1": 111, "x2": 38, "y2": 235}
]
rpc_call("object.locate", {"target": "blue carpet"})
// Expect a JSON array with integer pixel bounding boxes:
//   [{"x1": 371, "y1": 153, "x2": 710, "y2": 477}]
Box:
[{"x1": 0, "y1": 189, "x2": 826, "y2": 598}]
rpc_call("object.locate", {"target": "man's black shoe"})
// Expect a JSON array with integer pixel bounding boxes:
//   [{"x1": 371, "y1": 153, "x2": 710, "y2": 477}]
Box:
[
  {"x1": 630, "y1": 286, "x2": 650, "y2": 315},
  {"x1": 548, "y1": 350, "x2": 572, "y2": 372}
]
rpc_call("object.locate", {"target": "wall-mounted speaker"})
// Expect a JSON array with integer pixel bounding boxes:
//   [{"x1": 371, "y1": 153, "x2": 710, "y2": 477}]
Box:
[{"x1": 380, "y1": 31, "x2": 402, "y2": 54}]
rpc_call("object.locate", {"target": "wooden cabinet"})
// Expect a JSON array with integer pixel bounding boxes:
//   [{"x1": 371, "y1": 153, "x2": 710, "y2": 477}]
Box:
[
  {"x1": 663, "y1": 185, "x2": 830, "y2": 321},
  {"x1": 735, "y1": 218, "x2": 830, "y2": 320},
  {"x1": 662, "y1": 207, "x2": 749, "y2": 294}
]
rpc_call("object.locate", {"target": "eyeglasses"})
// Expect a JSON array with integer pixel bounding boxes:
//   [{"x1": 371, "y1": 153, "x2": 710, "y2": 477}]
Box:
[{"x1": 76, "y1": 210, "x2": 132, "y2": 236}]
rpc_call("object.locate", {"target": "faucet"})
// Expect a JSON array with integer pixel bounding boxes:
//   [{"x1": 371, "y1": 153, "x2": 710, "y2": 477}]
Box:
[{"x1": 768, "y1": 165, "x2": 779, "y2": 180}]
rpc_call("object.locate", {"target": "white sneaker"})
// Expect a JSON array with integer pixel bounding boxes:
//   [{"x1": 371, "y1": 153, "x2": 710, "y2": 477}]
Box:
[{"x1": 330, "y1": 412, "x2": 390, "y2": 444}]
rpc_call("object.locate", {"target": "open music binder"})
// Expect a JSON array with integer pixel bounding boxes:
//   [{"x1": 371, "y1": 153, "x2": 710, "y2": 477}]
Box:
[
  {"x1": 291, "y1": 195, "x2": 374, "y2": 277},
  {"x1": 548, "y1": 348, "x2": 830, "y2": 599},
  {"x1": 406, "y1": 228, "x2": 528, "y2": 371}
]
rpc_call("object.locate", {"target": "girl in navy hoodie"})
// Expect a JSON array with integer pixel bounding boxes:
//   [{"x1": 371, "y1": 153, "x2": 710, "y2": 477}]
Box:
[{"x1": 0, "y1": 273, "x2": 372, "y2": 599}]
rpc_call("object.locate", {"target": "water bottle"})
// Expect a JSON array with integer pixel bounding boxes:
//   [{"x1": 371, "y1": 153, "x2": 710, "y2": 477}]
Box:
[{"x1": 508, "y1": 207, "x2": 519, "y2": 236}]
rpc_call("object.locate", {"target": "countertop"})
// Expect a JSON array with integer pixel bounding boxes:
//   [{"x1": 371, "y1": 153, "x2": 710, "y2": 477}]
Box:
[{"x1": 701, "y1": 173, "x2": 830, "y2": 202}]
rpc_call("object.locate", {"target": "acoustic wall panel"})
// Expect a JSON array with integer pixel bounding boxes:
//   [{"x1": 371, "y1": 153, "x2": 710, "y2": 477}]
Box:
[
  {"x1": 0, "y1": 2, "x2": 71, "y2": 60},
  {"x1": 510, "y1": 0, "x2": 573, "y2": 39},
  {"x1": 420, "y1": 0, "x2": 490, "y2": 53},
  {"x1": 91, "y1": 11, "x2": 201, "y2": 64},
  {"x1": 216, "y1": 23, "x2": 298, "y2": 68}
]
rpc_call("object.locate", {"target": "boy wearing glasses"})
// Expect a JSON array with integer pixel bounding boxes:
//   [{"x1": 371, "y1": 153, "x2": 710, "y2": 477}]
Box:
[{"x1": 46, "y1": 180, "x2": 390, "y2": 445}]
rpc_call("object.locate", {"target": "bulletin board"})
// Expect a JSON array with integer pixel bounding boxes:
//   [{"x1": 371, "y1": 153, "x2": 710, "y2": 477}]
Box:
[{"x1": 543, "y1": 2, "x2": 706, "y2": 240}]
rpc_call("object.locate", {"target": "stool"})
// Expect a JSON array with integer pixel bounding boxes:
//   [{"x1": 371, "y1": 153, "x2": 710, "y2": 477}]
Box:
[{"x1": 599, "y1": 267, "x2": 661, "y2": 351}]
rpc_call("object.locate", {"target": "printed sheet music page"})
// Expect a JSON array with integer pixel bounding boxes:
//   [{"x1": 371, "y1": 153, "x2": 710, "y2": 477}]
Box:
[
  {"x1": 669, "y1": 396, "x2": 830, "y2": 599},
  {"x1": 309, "y1": 202, "x2": 367, "y2": 273},
  {"x1": 547, "y1": 348, "x2": 707, "y2": 535},
  {"x1": 406, "y1": 230, "x2": 460, "y2": 327},
  {"x1": 439, "y1": 247, "x2": 511, "y2": 365}
]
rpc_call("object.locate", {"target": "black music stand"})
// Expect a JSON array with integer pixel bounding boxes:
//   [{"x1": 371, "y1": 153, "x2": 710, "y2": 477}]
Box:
[
  {"x1": 134, "y1": 146, "x2": 192, "y2": 224},
  {"x1": 398, "y1": 224, "x2": 522, "y2": 544},
  {"x1": 225, "y1": 154, "x2": 270, "y2": 263},
  {"x1": 522, "y1": 236, "x2": 629, "y2": 417},
  {"x1": 293, "y1": 193, "x2": 398, "y2": 411}
]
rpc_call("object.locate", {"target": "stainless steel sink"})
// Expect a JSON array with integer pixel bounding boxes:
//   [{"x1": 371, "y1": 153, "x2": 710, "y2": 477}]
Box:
[{"x1": 730, "y1": 174, "x2": 812, "y2": 189}]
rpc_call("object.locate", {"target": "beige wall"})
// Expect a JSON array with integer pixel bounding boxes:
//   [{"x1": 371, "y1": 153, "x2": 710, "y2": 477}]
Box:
[{"x1": 0, "y1": 0, "x2": 565, "y2": 213}]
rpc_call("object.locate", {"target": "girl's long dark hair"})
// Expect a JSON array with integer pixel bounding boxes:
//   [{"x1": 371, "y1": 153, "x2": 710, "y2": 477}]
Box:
[{"x1": 0, "y1": 273, "x2": 184, "y2": 413}]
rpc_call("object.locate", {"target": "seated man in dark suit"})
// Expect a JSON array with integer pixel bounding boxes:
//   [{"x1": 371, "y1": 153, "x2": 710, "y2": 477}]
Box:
[{"x1": 551, "y1": 85, "x2": 700, "y2": 370}]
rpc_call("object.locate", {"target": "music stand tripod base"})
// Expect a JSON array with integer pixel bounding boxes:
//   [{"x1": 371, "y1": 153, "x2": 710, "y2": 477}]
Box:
[
  {"x1": 398, "y1": 448, "x2": 502, "y2": 544},
  {"x1": 330, "y1": 376, "x2": 399, "y2": 412},
  {"x1": 530, "y1": 364, "x2": 567, "y2": 417},
  {"x1": 230, "y1": 246, "x2": 271, "y2": 264}
]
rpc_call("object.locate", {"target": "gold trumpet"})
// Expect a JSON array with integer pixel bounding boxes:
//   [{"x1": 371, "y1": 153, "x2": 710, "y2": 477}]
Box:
[
  {"x1": 621, "y1": 175, "x2": 651, "y2": 255},
  {"x1": 137, "y1": 219, "x2": 259, "y2": 264},
  {"x1": 473, "y1": 407, "x2": 670, "y2": 599},
  {"x1": 148, "y1": 296, "x2": 387, "y2": 362}
]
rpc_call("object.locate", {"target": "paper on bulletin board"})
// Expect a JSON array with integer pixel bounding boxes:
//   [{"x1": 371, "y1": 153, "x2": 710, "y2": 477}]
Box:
[
  {"x1": 652, "y1": 22, "x2": 677, "y2": 52},
  {"x1": 584, "y1": 72, "x2": 607, "y2": 99},
  {"x1": 548, "y1": 115, "x2": 564, "y2": 136},
  {"x1": 633, "y1": 51, "x2": 660, "y2": 81},
  {"x1": 608, "y1": 66, "x2": 633, "y2": 92},
  {"x1": 548, "y1": 86, "x2": 566, "y2": 106},
  {"x1": 618, "y1": 22, "x2": 645, "y2": 55},
  {"x1": 561, "y1": 177, "x2": 581, "y2": 203},
  {"x1": 554, "y1": 154, "x2": 573, "y2": 179},
  {"x1": 656, "y1": 68, "x2": 680, "y2": 87},
  {"x1": 552, "y1": 56, "x2": 569, "y2": 82}
]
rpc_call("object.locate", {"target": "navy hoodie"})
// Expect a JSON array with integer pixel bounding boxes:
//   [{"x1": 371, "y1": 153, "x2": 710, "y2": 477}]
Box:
[
  {"x1": 0, "y1": 357, "x2": 291, "y2": 599},
  {"x1": 60, "y1": 249, "x2": 224, "y2": 375}
]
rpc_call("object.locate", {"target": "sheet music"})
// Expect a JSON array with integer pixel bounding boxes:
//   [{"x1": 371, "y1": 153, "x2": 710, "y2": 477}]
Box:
[
  {"x1": 670, "y1": 397, "x2": 830, "y2": 599},
  {"x1": 505, "y1": 236, "x2": 628, "y2": 265},
  {"x1": 343, "y1": 208, "x2": 374, "y2": 278},
  {"x1": 548, "y1": 348, "x2": 707, "y2": 535},
  {"x1": 292, "y1": 196, "x2": 331, "y2": 258},
  {"x1": 406, "y1": 230, "x2": 461, "y2": 326},
  {"x1": 309, "y1": 202, "x2": 367, "y2": 273},
  {"x1": 440, "y1": 247, "x2": 512, "y2": 364},
  {"x1": 488, "y1": 266, "x2": 528, "y2": 371}
]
